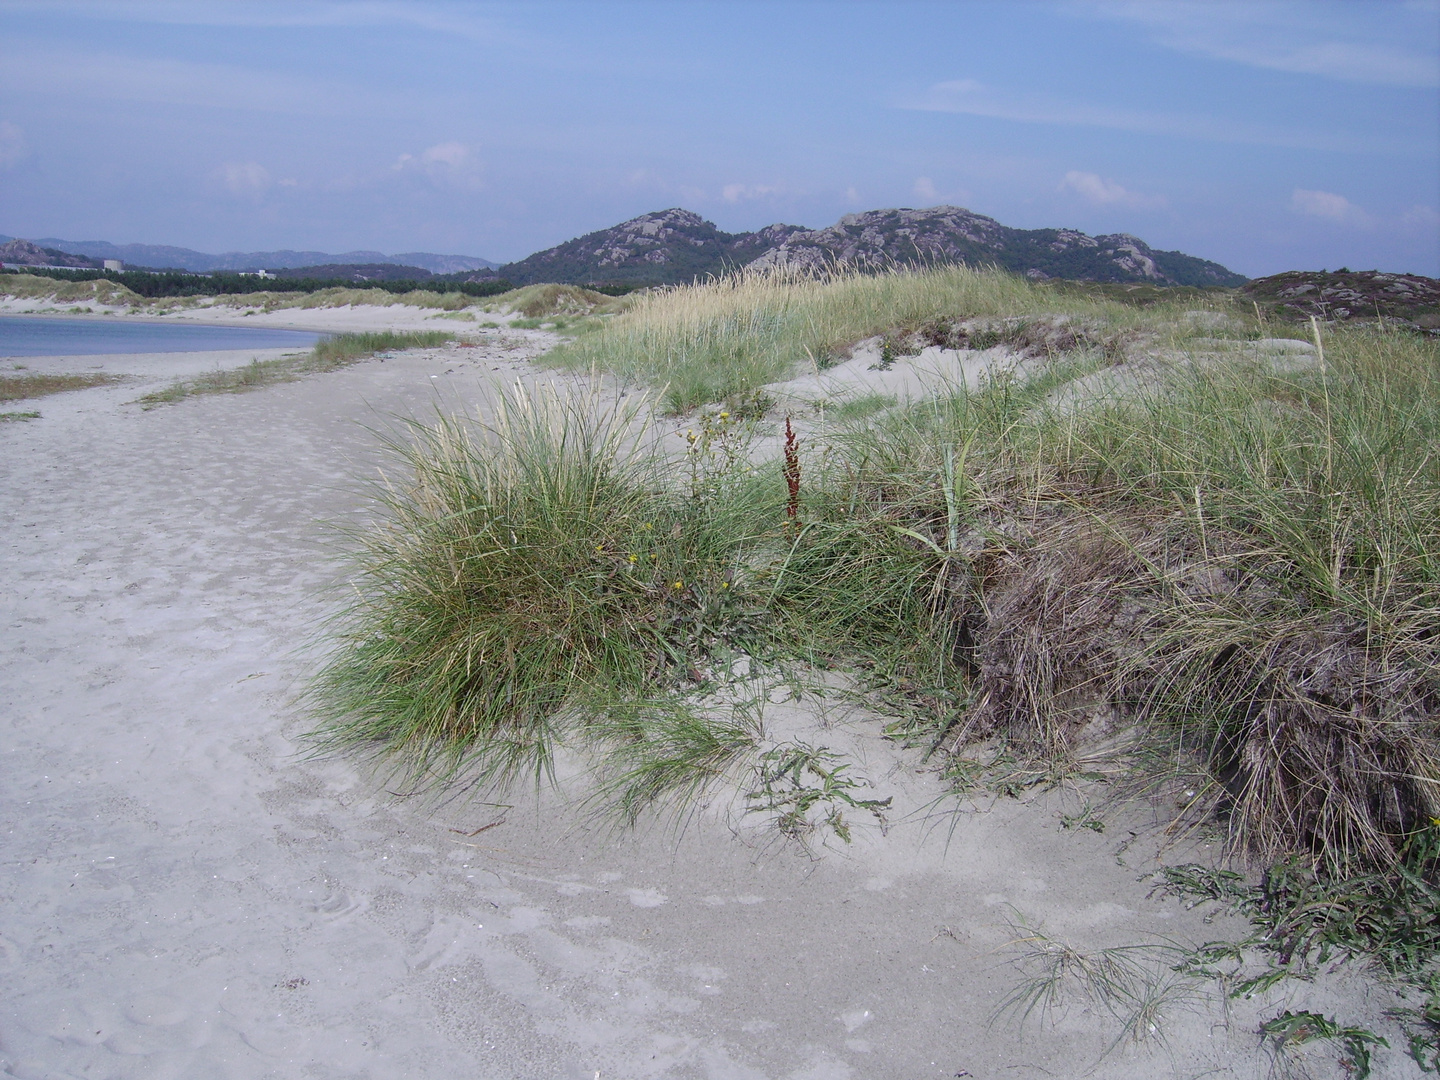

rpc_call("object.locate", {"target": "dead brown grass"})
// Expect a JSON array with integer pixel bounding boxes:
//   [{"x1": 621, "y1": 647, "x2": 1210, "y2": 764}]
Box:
[
  {"x1": 931, "y1": 502, "x2": 1440, "y2": 871},
  {"x1": 0, "y1": 372, "x2": 122, "y2": 402}
]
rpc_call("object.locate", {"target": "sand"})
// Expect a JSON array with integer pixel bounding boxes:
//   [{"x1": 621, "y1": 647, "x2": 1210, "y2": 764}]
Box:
[
  {"x1": 0, "y1": 306, "x2": 1423, "y2": 1080},
  {"x1": 0, "y1": 294, "x2": 487, "y2": 336}
]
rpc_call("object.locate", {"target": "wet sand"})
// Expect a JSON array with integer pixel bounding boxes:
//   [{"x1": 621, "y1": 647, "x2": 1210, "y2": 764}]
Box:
[{"x1": 0, "y1": 314, "x2": 1419, "y2": 1079}]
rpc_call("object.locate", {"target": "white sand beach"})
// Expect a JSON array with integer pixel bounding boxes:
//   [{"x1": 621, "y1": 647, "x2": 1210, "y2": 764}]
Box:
[{"x1": 0, "y1": 306, "x2": 1421, "y2": 1080}]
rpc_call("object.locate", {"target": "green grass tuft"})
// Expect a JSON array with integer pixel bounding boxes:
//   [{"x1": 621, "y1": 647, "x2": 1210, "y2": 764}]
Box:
[
  {"x1": 0, "y1": 371, "x2": 122, "y2": 402},
  {"x1": 308, "y1": 384, "x2": 776, "y2": 790},
  {"x1": 311, "y1": 330, "x2": 453, "y2": 366},
  {"x1": 136, "y1": 330, "x2": 454, "y2": 406}
]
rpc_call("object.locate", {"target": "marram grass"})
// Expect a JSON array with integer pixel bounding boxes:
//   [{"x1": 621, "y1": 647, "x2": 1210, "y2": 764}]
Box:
[
  {"x1": 312, "y1": 265, "x2": 1440, "y2": 876},
  {"x1": 541, "y1": 263, "x2": 1243, "y2": 413},
  {"x1": 823, "y1": 320, "x2": 1440, "y2": 871},
  {"x1": 309, "y1": 383, "x2": 778, "y2": 790}
]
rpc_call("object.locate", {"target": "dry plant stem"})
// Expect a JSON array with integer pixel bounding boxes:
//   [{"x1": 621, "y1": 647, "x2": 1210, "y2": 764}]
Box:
[{"x1": 783, "y1": 415, "x2": 801, "y2": 531}]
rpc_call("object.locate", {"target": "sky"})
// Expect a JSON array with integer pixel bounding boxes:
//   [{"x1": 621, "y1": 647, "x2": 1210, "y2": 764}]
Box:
[{"x1": 1, "y1": 0, "x2": 1436, "y2": 277}]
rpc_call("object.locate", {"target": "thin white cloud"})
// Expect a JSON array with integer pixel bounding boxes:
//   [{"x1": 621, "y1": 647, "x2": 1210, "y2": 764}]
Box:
[
  {"x1": 1059, "y1": 170, "x2": 1165, "y2": 210},
  {"x1": 907, "y1": 77, "x2": 1414, "y2": 155},
  {"x1": 0, "y1": 40, "x2": 399, "y2": 119},
  {"x1": 1077, "y1": 1, "x2": 1439, "y2": 89},
  {"x1": 913, "y1": 177, "x2": 939, "y2": 202},
  {"x1": 721, "y1": 183, "x2": 780, "y2": 203},
  {"x1": 0, "y1": 120, "x2": 27, "y2": 169},
  {"x1": 1291, "y1": 188, "x2": 1373, "y2": 226},
  {"x1": 219, "y1": 161, "x2": 271, "y2": 196},
  {"x1": 394, "y1": 141, "x2": 483, "y2": 189},
  {"x1": 421, "y1": 142, "x2": 468, "y2": 168}
]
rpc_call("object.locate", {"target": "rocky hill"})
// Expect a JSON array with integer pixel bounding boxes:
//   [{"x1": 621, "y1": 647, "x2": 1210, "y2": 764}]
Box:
[
  {"x1": 0, "y1": 238, "x2": 101, "y2": 269},
  {"x1": 1243, "y1": 269, "x2": 1440, "y2": 330},
  {"x1": 495, "y1": 210, "x2": 808, "y2": 287},
  {"x1": 496, "y1": 206, "x2": 1246, "y2": 288}
]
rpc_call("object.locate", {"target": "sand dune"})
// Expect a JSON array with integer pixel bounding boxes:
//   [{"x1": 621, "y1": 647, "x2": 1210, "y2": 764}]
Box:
[{"x1": 0, "y1": 309, "x2": 1417, "y2": 1079}]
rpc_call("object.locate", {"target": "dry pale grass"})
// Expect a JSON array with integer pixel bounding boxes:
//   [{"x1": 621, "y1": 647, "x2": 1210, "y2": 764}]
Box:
[
  {"x1": 496, "y1": 283, "x2": 631, "y2": 319},
  {"x1": 0, "y1": 272, "x2": 142, "y2": 306},
  {"x1": 828, "y1": 322, "x2": 1440, "y2": 871},
  {"x1": 931, "y1": 507, "x2": 1440, "y2": 870},
  {"x1": 208, "y1": 287, "x2": 475, "y2": 312},
  {"x1": 542, "y1": 264, "x2": 1247, "y2": 413}
]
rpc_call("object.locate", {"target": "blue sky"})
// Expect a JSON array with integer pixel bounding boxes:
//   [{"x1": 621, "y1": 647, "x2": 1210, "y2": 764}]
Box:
[{"x1": 1, "y1": 0, "x2": 1436, "y2": 276}]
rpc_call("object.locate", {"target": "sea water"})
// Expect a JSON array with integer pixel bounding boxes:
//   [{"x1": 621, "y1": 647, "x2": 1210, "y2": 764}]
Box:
[{"x1": 0, "y1": 316, "x2": 325, "y2": 357}]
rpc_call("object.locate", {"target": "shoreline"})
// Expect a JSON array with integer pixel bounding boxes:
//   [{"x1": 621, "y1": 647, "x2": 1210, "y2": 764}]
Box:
[{"x1": 0, "y1": 294, "x2": 501, "y2": 335}]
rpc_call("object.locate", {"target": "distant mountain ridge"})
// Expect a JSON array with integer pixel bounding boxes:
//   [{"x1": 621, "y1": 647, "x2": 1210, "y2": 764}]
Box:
[
  {"x1": 2, "y1": 205, "x2": 1246, "y2": 288},
  {"x1": 496, "y1": 206, "x2": 1246, "y2": 288},
  {"x1": 0, "y1": 235, "x2": 496, "y2": 275}
]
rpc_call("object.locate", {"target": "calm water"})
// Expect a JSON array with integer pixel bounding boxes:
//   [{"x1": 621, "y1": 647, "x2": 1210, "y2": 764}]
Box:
[{"x1": 0, "y1": 316, "x2": 326, "y2": 357}]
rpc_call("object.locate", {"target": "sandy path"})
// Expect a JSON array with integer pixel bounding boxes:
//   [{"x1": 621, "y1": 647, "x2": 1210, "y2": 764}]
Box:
[{"x1": 0, "y1": 329, "x2": 1414, "y2": 1080}]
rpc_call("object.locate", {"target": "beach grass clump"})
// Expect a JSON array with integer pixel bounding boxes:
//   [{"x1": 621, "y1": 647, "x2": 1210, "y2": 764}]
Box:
[
  {"x1": 541, "y1": 263, "x2": 1238, "y2": 414},
  {"x1": 310, "y1": 385, "x2": 776, "y2": 789},
  {"x1": 826, "y1": 321, "x2": 1440, "y2": 870},
  {"x1": 1064, "y1": 327, "x2": 1439, "y2": 869},
  {"x1": 497, "y1": 283, "x2": 632, "y2": 319},
  {"x1": 0, "y1": 410, "x2": 41, "y2": 421},
  {"x1": 310, "y1": 329, "x2": 453, "y2": 366},
  {"x1": 0, "y1": 371, "x2": 122, "y2": 402},
  {"x1": 995, "y1": 915, "x2": 1199, "y2": 1050},
  {"x1": 293, "y1": 287, "x2": 473, "y2": 311},
  {"x1": 136, "y1": 330, "x2": 454, "y2": 406}
]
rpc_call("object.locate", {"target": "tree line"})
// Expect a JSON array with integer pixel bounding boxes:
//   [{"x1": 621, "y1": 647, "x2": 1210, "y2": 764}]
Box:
[{"x1": 1, "y1": 266, "x2": 514, "y2": 300}]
